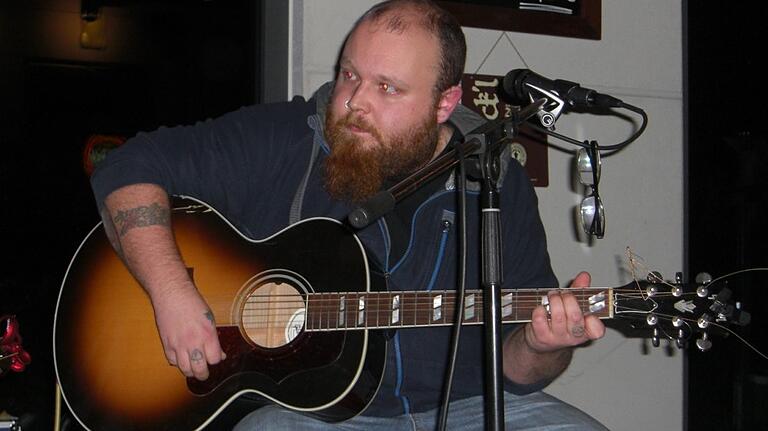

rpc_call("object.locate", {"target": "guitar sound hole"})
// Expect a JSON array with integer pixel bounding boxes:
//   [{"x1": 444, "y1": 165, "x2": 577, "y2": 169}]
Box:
[{"x1": 241, "y1": 282, "x2": 306, "y2": 349}]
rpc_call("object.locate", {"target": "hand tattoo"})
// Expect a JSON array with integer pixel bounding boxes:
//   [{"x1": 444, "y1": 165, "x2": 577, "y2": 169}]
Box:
[
  {"x1": 190, "y1": 349, "x2": 204, "y2": 362},
  {"x1": 571, "y1": 325, "x2": 585, "y2": 338}
]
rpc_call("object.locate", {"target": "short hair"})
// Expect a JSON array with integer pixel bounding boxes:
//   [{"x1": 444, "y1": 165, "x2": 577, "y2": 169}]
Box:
[{"x1": 355, "y1": 0, "x2": 466, "y2": 94}]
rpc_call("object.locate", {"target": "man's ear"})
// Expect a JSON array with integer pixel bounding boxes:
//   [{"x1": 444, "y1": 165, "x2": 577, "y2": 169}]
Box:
[{"x1": 435, "y1": 85, "x2": 463, "y2": 124}]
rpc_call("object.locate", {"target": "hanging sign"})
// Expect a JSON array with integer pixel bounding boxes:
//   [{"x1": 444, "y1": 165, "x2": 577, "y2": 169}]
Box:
[{"x1": 461, "y1": 73, "x2": 549, "y2": 187}]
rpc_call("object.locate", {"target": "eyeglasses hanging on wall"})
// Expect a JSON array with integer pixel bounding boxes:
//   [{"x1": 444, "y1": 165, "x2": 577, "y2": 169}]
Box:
[
  {"x1": 497, "y1": 68, "x2": 649, "y2": 240},
  {"x1": 576, "y1": 141, "x2": 605, "y2": 238}
]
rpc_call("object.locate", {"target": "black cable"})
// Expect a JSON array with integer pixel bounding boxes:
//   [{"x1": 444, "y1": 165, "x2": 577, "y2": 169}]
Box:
[
  {"x1": 437, "y1": 139, "x2": 469, "y2": 431},
  {"x1": 526, "y1": 102, "x2": 648, "y2": 152},
  {"x1": 601, "y1": 102, "x2": 648, "y2": 150}
]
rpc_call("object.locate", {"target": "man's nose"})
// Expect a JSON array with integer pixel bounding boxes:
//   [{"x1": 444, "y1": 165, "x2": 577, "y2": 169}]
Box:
[{"x1": 347, "y1": 82, "x2": 372, "y2": 114}]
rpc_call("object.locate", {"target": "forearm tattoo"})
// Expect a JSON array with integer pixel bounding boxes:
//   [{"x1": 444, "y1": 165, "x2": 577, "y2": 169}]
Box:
[{"x1": 113, "y1": 203, "x2": 170, "y2": 237}]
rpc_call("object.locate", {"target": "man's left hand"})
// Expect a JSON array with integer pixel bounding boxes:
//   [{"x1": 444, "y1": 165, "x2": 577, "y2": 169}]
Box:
[{"x1": 523, "y1": 271, "x2": 606, "y2": 353}]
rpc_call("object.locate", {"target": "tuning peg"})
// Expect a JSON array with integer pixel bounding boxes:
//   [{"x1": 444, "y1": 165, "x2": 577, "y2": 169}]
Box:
[
  {"x1": 695, "y1": 272, "x2": 713, "y2": 285},
  {"x1": 646, "y1": 314, "x2": 658, "y2": 326},
  {"x1": 676, "y1": 272, "x2": 683, "y2": 284},
  {"x1": 676, "y1": 329, "x2": 686, "y2": 349},
  {"x1": 696, "y1": 285, "x2": 709, "y2": 298},
  {"x1": 647, "y1": 271, "x2": 663, "y2": 283},
  {"x1": 734, "y1": 303, "x2": 751, "y2": 326},
  {"x1": 696, "y1": 332, "x2": 712, "y2": 352},
  {"x1": 697, "y1": 314, "x2": 711, "y2": 329},
  {"x1": 672, "y1": 316, "x2": 684, "y2": 328},
  {"x1": 672, "y1": 286, "x2": 683, "y2": 297},
  {"x1": 652, "y1": 328, "x2": 660, "y2": 347}
]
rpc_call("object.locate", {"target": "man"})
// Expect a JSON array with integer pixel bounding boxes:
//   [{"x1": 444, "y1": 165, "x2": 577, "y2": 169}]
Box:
[{"x1": 90, "y1": 0, "x2": 607, "y2": 429}]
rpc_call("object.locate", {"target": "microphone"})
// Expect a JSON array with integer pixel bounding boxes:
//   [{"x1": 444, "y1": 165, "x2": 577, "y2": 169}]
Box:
[{"x1": 503, "y1": 69, "x2": 624, "y2": 111}]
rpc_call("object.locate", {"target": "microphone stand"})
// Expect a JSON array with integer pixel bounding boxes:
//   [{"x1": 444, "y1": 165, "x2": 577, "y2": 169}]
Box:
[{"x1": 346, "y1": 100, "x2": 546, "y2": 431}]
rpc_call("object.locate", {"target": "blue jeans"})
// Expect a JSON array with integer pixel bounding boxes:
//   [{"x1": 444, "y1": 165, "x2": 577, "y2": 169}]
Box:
[{"x1": 233, "y1": 392, "x2": 608, "y2": 430}]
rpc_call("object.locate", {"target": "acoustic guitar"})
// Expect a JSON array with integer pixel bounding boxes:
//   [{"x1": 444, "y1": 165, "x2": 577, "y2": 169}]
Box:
[{"x1": 53, "y1": 197, "x2": 743, "y2": 430}]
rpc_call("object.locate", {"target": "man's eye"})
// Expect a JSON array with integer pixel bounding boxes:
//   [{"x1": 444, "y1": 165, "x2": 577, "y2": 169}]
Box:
[
  {"x1": 380, "y1": 83, "x2": 398, "y2": 94},
  {"x1": 341, "y1": 70, "x2": 356, "y2": 80}
]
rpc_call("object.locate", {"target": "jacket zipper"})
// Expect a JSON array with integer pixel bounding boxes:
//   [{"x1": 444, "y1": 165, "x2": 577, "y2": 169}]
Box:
[{"x1": 392, "y1": 214, "x2": 453, "y2": 415}]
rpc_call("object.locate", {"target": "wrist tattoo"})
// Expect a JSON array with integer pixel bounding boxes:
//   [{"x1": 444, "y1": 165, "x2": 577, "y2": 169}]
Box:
[{"x1": 113, "y1": 203, "x2": 170, "y2": 237}]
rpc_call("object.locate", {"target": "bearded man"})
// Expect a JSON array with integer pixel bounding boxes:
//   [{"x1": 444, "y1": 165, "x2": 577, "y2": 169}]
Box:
[{"x1": 90, "y1": 1, "x2": 607, "y2": 429}]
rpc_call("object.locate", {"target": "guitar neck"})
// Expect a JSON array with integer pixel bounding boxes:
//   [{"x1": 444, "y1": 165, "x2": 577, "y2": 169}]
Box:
[{"x1": 304, "y1": 288, "x2": 613, "y2": 331}]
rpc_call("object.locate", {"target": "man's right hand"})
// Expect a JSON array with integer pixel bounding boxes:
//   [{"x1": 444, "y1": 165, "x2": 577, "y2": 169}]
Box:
[
  {"x1": 102, "y1": 183, "x2": 226, "y2": 381},
  {"x1": 152, "y1": 286, "x2": 226, "y2": 381}
]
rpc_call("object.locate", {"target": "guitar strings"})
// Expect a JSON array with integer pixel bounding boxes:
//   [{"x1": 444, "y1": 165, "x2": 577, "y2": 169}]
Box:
[
  {"x1": 234, "y1": 252, "x2": 767, "y2": 361},
  {"x1": 235, "y1": 289, "x2": 685, "y2": 330},
  {"x1": 705, "y1": 321, "x2": 768, "y2": 361},
  {"x1": 237, "y1": 290, "x2": 688, "y2": 311}
]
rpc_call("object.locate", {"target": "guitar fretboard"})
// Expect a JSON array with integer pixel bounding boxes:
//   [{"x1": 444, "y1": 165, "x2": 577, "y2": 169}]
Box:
[{"x1": 303, "y1": 288, "x2": 612, "y2": 331}]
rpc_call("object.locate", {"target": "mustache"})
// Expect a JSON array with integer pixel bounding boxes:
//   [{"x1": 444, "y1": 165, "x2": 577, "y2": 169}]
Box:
[{"x1": 338, "y1": 113, "x2": 376, "y2": 135}]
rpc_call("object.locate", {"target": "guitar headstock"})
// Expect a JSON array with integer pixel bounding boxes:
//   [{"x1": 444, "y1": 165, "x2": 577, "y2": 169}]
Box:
[{"x1": 609, "y1": 272, "x2": 750, "y2": 351}]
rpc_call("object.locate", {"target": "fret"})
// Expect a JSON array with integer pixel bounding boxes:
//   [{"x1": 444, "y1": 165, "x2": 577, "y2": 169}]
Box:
[
  {"x1": 320, "y1": 292, "x2": 327, "y2": 331},
  {"x1": 315, "y1": 293, "x2": 325, "y2": 330},
  {"x1": 349, "y1": 293, "x2": 357, "y2": 328},
  {"x1": 403, "y1": 292, "x2": 411, "y2": 327},
  {"x1": 316, "y1": 292, "x2": 323, "y2": 331},
  {"x1": 412, "y1": 291, "x2": 418, "y2": 326},
  {"x1": 353, "y1": 293, "x2": 360, "y2": 328},
  {"x1": 373, "y1": 292, "x2": 383, "y2": 328},
  {"x1": 383, "y1": 292, "x2": 389, "y2": 328},
  {"x1": 443, "y1": 290, "x2": 456, "y2": 324},
  {"x1": 514, "y1": 290, "x2": 519, "y2": 322},
  {"x1": 326, "y1": 293, "x2": 334, "y2": 330},
  {"x1": 306, "y1": 295, "x2": 317, "y2": 329},
  {"x1": 307, "y1": 294, "x2": 316, "y2": 331},
  {"x1": 403, "y1": 292, "x2": 413, "y2": 327},
  {"x1": 325, "y1": 293, "x2": 331, "y2": 330},
  {"x1": 330, "y1": 293, "x2": 338, "y2": 329},
  {"x1": 345, "y1": 293, "x2": 354, "y2": 328},
  {"x1": 329, "y1": 293, "x2": 338, "y2": 330}
]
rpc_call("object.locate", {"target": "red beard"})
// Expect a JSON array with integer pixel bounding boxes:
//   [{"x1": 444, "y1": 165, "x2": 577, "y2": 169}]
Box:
[{"x1": 323, "y1": 106, "x2": 439, "y2": 204}]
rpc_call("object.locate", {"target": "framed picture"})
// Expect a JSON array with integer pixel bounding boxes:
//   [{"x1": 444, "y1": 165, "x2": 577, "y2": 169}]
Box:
[{"x1": 436, "y1": 0, "x2": 601, "y2": 40}]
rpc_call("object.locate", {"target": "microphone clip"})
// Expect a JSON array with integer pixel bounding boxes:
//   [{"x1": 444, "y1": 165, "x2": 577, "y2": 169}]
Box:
[{"x1": 523, "y1": 83, "x2": 565, "y2": 129}]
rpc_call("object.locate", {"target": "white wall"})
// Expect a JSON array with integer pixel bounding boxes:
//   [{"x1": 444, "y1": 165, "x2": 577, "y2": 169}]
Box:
[{"x1": 293, "y1": 1, "x2": 684, "y2": 430}]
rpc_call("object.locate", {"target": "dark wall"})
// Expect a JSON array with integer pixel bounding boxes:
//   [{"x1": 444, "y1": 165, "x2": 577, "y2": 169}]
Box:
[
  {"x1": 0, "y1": 1, "x2": 258, "y2": 429},
  {"x1": 687, "y1": 1, "x2": 768, "y2": 429}
]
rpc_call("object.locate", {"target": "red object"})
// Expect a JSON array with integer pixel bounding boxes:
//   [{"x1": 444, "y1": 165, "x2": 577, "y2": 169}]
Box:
[
  {"x1": 82, "y1": 134, "x2": 126, "y2": 176},
  {"x1": 1, "y1": 315, "x2": 31, "y2": 374}
]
